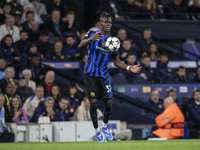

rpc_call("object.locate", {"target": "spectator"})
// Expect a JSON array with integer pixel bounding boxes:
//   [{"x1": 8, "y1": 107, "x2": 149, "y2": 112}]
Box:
[
  {"x1": 139, "y1": 55, "x2": 154, "y2": 83},
  {"x1": 165, "y1": 0, "x2": 188, "y2": 19},
  {"x1": 46, "y1": 41, "x2": 68, "y2": 62},
  {"x1": 17, "y1": 74, "x2": 34, "y2": 103},
  {"x1": 172, "y1": 66, "x2": 188, "y2": 83},
  {"x1": 167, "y1": 89, "x2": 182, "y2": 110},
  {"x1": 63, "y1": 34, "x2": 79, "y2": 60},
  {"x1": 55, "y1": 97, "x2": 70, "y2": 121},
  {"x1": 31, "y1": 96, "x2": 59, "y2": 122},
  {"x1": 23, "y1": 86, "x2": 44, "y2": 120},
  {"x1": 188, "y1": 0, "x2": 200, "y2": 19},
  {"x1": 155, "y1": 52, "x2": 173, "y2": 83},
  {"x1": 147, "y1": 90, "x2": 164, "y2": 111},
  {"x1": 116, "y1": 28, "x2": 127, "y2": 42},
  {"x1": 126, "y1": 0, "x2": 142, "y2": 19},
  {"x1": 0, "y1": 94, "x2": 15, "y2": 142},
  {"x1": 187, "y1": 89, "x2": 200, "y2": 138},
  {"x1": 143, "y1": 42, "x2": 160, "y2": 61},
  {"x1": 0, "y1": 66, "x2": 15, "y2": 93},
  {"x1": 15, "y1": 30, "x2": 31, "y2": 54},
  {"x1": 48, "y1": 0, "x2": 68, "y2": 18},
  {"x1": 21, "y1": 11, "x2": 35, "y2": 31},
  {"x1": 0, "y1": 34, "x2": 20, "y2": 65},
  {"x1": 151, "y1": 97, "x2": 185, "y2": 139},
  {"x1": 0, "y1": 15, "x2": 20, "y2": 42},
  {"x1": 49, "y1": 85, "x2": 62, "y2": 104},
  {"x1": 192, "y1": 68, "x2": 200, "y2": 83},
  {"x1": 9, "y1": 0, "x2": 23, "y2": 17},
  {"x1": 28, "y1": 21, "x2": 40, "y2": 42},
  {"x1": 73, "y1": 96, "x2": 103, "y2": 121},
  {"x1": 4, "y1": 81, "x2": 19, "y2": 108},
  {"x1": 6, "y1": 0, "x2": 30, "y2": 7},
  {"x1": 120, "y1": 39, "x2": 138, "y2": 60},
  {"x1": 23, "y1": 53, "x2": 45, "y2": 84},
  {"x1": 137, "y1": 28, "x2": 154, "y2": 55},
  {"x1": 79, "y1": 54, "x2": 88, "y2": 81},
  {"x1": 66, "y1": 84, "x2": 84, "y2": 118},
  {"x1": 22, "y1": 69, "x2": 36, "y2": 91},
  {"x1": 20, "y1": 4, "x2": 43, "y2": 24},
  {"x1": 142, "y1": 0, "x2": 157, "y2": 13},
  {"x1": 62, "y1": 11, "x2": 80, "y2": 35},
  {"x1": 8, "y1": 96, "x2": 29, "y2": 123},
  {"x1": 40, "y1": 70, "x2": 56, "y2": 96},
  {"x1": 0, "y1": 57, "x2": 7, "y2": 80},
  {"x1": 77, "y1": 30, "x2": 87, "y2": 58},
  {"x1": 44, "y1": 9, "x2": 66, "y2": 38},
  {"x1": 0, "y1": 3, "x2": 11, "y2": 25},
  {"x1": 31, "y1": 0, "x2": 47, "y2": 16},
  {"x1": 36, "y1": 30, "x2": 51, "y2": 60}
]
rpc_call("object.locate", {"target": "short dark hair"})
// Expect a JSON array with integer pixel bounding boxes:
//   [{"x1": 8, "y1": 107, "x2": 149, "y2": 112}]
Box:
[
  {"x1": 40, "y1": 30, "x2": 49, "y2": 36},
  {"x1": 65, "y1": 34, "x2": 74, "y2": 39},
  {"x1": 60, "y1": 96, "x2": 69, "y2": 102},
  {"x1": 167, "y1": 89, "x2": 176, "y2": 96},
  {"x1": 142, "y1": 54, "x2": 150, "y2": 59},
  {"x1": 100, "y1": 12, "x2": 112, "y2": 19},
  {"x1": 193, "y1": 89, "x2": 200, "y2": 96},
  {"x1": 177, "y1": 66, "x2": 186, "y2": 71},
  {"x1": 26, "y1": 11, "x2": 34, "y2": 17},
  {"x1": 20, "y1": 30, "x2": 28, "y2": 34},
  {"x1": 160, "y1": 52, "x2": 168, "y2": 57}
]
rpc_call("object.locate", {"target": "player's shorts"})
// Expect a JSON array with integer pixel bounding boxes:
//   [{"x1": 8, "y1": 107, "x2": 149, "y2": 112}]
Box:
[{"x1": 85, "y1": 75, "x2": 113, "y2": 101}]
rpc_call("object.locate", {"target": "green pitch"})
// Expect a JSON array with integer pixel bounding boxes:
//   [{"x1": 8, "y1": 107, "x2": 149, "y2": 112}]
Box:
[{"x1": 1, "y1": 140, "x2": 200, "y2": 150}]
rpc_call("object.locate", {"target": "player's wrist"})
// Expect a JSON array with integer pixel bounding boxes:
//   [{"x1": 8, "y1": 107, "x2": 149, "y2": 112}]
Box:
[{"x1": 126, "y1": 65, "x2": 131, "y2": 71}]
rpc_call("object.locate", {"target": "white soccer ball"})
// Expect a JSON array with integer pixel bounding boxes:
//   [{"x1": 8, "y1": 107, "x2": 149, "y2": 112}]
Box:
[{"x1": 105, "y1": 37, "x2": 120, "y2": 52}]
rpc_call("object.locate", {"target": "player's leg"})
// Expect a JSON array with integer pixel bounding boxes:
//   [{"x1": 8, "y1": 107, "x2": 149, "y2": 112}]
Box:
[{"x1": 85, "y1": 75, "x2": 107, "y2": 142}]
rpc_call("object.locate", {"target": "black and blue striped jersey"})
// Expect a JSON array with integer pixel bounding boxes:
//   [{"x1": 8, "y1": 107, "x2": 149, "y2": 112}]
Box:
[{"x1": 84, "y1": 30, "x2": 119, "y2": 79}]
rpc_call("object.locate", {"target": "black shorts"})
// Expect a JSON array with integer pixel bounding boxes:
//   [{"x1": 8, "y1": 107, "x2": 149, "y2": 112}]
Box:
[{"x1": 85, "y1": 75, "x2": 113, "y2": 101}]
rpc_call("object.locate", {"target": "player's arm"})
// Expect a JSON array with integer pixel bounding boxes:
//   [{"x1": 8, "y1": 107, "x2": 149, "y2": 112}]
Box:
[
  {"x1": 78, "y1": 32, "x2": 102, "y2": 49},
  {"x1": 112, "y1": 54, "x2": 141, "y2": 73}
]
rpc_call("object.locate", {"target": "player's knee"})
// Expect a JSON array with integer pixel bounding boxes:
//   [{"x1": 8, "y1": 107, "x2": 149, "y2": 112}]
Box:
[
  {"x1": 103, "y1": 99, "x2": 112, "y2": 104},
  {"x1": 90, "y1": 99, "x2": 97, "y2": 103}
]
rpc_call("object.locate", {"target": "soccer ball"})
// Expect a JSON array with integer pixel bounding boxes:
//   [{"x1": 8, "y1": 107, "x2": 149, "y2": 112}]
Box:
[{"x1": 105, "y1": 37, "x2": 120, "y2": 52}]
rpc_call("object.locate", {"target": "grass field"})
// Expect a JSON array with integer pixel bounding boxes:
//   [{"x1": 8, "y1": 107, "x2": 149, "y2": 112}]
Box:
[{"x1": 0, "y1": 140, "x2": 200, "y2": 150}]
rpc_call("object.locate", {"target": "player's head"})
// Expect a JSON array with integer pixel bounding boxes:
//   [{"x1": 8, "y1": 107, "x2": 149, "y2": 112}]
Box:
[{"x1": 100, "y1": 12, "x2": 112, "y2": 32}]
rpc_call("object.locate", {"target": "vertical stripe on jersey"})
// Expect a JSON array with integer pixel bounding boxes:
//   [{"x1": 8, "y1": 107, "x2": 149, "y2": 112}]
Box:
[{"x1": 93, "y1": 39, "x2": 102, "y2": 77}]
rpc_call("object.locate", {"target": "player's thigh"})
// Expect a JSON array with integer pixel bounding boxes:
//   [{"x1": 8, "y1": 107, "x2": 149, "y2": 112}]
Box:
[
  {"x1": 100, "y1": 77, "x2": 113, "y2": 101},
  {"x1": 85, "y1": 75, "x2": 100, "y2": 100}
]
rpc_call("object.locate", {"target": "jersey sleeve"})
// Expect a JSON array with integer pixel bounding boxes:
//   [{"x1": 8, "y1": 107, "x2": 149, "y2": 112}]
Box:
[
  {"x1": 112, "y1": 50, "x2": 119, "y2": 56},
  {"x1": 84, "y1": 30, "x2": 94, "y2": 39}
]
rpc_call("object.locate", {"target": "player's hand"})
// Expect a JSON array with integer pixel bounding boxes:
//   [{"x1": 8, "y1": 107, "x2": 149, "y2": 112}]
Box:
[
  {"x1": 90, "y1": 32, "x2": 102, "y2": 41},
  {"x1": 130, "y1": 64, "x2": 142, "y2": 73}
]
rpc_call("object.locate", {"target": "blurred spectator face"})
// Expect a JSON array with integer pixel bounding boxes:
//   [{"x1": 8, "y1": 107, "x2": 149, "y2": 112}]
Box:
[
  {"x1": 143, "y1": 29, "x2": 152, "y2": 40},
  {"x1": 32, "y1": 56, "x2": 40, "y2": 66},
  {"x1": 66, "y1": 37, "x2": 75, "y2": 47},
  {"x1": 5, "y1": 36, "x2": 13, "y2": 46},
  {"x1": 160, "y1": 55, "x2": 168, "y2": 64},
  {"x1": 54, "y1": 42, "x2": 63, "y2": 53},
  {"x1": 44, "y1": 100, "x2": 54, "y2": 109},
  {"x1": 177, "y1": 68, "x2": 186, "y2": 77},
  {"x1": 45, "y1": 71, "x2": 55, "y2": 84},
  {"x1": 23, "y1": 73, "x2": 31, "y2": 81},
  {"x1": 52, "y1": 10, "x2": 60, "y2": 22},
  {"x1": 127, "y1": 54, "x2": 136, "y2": 65},
  {"x1": 83, "y1": 55, "x2": 88, "y2": 64},
  {"x1": 66, "y1": 14, "x2": 75, "y2": 22},
  {"x1": 3, "y1": 4, "x2": 11, "y2": 14},
  {"x1": 6, "y1": 83, "x2": 16, "y2": 95},
  {"x1": 40, "y1": 35, "x2": 49, "y2": 43},
  {"x1": 150, "y1": 91, "x2": 159, "y2": 103},
  {"x1": 6, "y1": 67, "x2": 15, "y2": 78},
  {"x1": 146, "y1": 0, "x2": 154, "y2": 5},
  {"x1": 193, "y1": 0, "x2": 199, "y2": 4},
  {"x1": 11, "y1": 97, "x2": 20, "y2": 109},
  {"x1": 117, "y1": 29, "x2": 127, "y2": 41},
  {"x1": 0, "y1": 58, "x2": 6, "y2": 70},
  {"x1": 24, "y1": 5, "x2": 33, "y2": 12},
  {"x1": 84, "y1": 97, "x2": 90, "y2": 109},
  {"x1": 51, "y1": 86, "x2": 59, "y2": 96},
  {"x1": 193, "y1": 91, "x2": 200, "y2": 102},
  {"x1": 142, "y1": 57, "x2": 150, "y2": 67},
  {"x1": 69, "y1": 87, "x2": 77, "y2": 95},
  {"x1": 31, "y1": 21, "x2": 39, "y2": 32},
  {"x1": 0, "y1": 95, "x2": 5, "y2": 108},
  {"x1": 12, "y1": 0, "x2": 18, "y2": 3},
  {"x1": 53, "y1": 0, "x2": 61, "y2": 4},
  {"x1": 174, "y1": 0, "x2": 182, "y2": 5},
  {"x1": 149, "y1": 43, "x2": 157, "y2": 53},
  {"x1": 168, "y1": 91, "x2": 177, "y2": 101},
  {"x1": 163, "y1": 97, "x2": 174, "y2": 109},
  {"x1": 35, "y1": 87, "x2": 44, "y2": 99},
  {"x1": 19, "y1": 78, "x2": 26, "y2": 87},
  {"x1": 26, "y1": 13, "x2": 34, "y2": 23},
  {"x1": 59, "y1": 99, "x2": 68, "y2": 110},
  {"x1": 30, "y1": 46, "x2": 37, "y2": 53},
  {"x1": 6, "y1": 17, "x2": 15, "y2": 27},
  {"x1": 127, "y1": 0, "x2": 135, "y2": 5},
  {"x1": 20, "y1": 32, "x2": 28, "y2": 41},
  {"x1": 122, "y1": 40, "x2": 132, "y2": 51}
]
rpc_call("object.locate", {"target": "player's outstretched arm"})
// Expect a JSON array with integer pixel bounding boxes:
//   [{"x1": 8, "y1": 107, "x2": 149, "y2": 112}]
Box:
[
  {"x1": 78, "y1": 32, "x2": 102, "y2": 49},
  {"x1": 113, "y1": 55, "x2": 141, "y2": 73}
]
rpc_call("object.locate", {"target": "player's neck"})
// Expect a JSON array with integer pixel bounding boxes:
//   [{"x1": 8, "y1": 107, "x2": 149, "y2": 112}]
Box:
[{"x1": 100, "y1": 30, "x2": 109, "y2": 38}]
